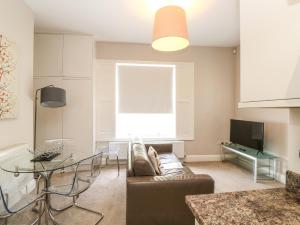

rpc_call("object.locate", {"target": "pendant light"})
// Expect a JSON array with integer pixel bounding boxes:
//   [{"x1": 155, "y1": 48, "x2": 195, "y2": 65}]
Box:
[{"x1": 152, "y1": 5, "x2": 189, "y2": 52}]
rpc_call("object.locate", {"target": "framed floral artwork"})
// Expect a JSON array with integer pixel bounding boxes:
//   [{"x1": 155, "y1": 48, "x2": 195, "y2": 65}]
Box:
[{"x1": 0, "y1": 34, "x2": 17, "y2": 119}]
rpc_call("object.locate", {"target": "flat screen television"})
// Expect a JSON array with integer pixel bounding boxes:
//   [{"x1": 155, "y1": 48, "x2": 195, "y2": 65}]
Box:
[{"x1": 230, "y1": 119, "x2": 264, "y2": 153}]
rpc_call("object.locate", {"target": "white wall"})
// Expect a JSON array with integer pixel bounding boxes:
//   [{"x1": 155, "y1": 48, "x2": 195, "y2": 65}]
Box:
[
  {"x1": 288, "y1": 108, "x2": 300, "y2": 173},
  {"x1": 96, "y1": 42, "x2": 236, "y2": 155},
  {"x1": 0, "y1": 0, "x2": 34, "y2": 149}
]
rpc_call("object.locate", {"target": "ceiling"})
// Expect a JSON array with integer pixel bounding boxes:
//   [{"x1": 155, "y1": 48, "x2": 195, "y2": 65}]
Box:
[{"x1": 24, "y1": 0, "x2": 240, "y2": 47}]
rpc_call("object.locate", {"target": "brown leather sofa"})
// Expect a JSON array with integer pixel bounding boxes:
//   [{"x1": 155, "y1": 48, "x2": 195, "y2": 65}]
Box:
[{"x1": 126, "y1": 142, "x2": 214, "y2": 225}]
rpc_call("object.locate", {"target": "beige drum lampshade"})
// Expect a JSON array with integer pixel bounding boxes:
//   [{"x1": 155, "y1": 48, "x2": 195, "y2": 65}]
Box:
[{"x1": 152, "y1": 5, "x2": 189, "y2": 52}]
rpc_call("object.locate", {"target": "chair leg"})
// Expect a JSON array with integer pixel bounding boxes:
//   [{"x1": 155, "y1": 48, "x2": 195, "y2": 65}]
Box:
[
  {"x1": 4, "y1": 193, "x2": 8, "y2": 225},
  {"x1": 0, "y1": 214, "x2": 10, "y2": 225},
  {"x1": 72, "y1": 196, "x2": 104, "y2": 225},
  {"x1": 105, "y1": 156, "x2": 108, "y2": 166},
  {"x1": 116, "y1": 155, "x2": 120, "y2": 177},
  {"x1": 50, "y1": 202, "x2": 73, "y2": 212}
]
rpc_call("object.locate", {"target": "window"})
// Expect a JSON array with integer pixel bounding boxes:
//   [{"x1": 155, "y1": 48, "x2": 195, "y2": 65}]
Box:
[{"x1": 115, "y1": 63, "x2": 176, "y2": 139}]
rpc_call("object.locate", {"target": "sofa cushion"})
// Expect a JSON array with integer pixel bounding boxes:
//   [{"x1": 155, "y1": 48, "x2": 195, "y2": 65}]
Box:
[
  {"x1": 132, "y1": 143, "x2": 156, "y2": 176},
  {"x1": 158, "y1": 153, "x2": 192, "y2": 176},
  {"x1": 148, "y1": 146, "x2": 161, "y2": 175},
  {"x1": 159, "y1": 153, "x2": 181, "y2": 164}
]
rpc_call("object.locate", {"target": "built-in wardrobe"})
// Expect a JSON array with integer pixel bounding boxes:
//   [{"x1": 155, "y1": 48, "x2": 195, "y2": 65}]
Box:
[{"x1": 33, "y1": 34, "x2": 94, "y2": 158}]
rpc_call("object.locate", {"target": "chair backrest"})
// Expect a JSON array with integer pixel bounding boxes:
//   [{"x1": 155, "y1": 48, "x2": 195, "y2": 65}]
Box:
[
  {"x1": 63, "y1": 152, "x2": 103, "y2": 196},
  {"x1": 0, "y1": 186, "x2": 9, "y2": 218},
  {"x1": 0, "y1": 174, "x2": 38, "y2": 215},
  {"x1": 77, "y1": 152, "x2": 103, "y2": 179},
  {"x1": 95, "y1": 141, "x2": 109, "y2": 155}
]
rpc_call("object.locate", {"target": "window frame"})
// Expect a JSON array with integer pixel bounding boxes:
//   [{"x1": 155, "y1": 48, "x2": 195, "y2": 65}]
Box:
[{"x1": 115, "y1": 62, "x2": 176, "y2": 140}]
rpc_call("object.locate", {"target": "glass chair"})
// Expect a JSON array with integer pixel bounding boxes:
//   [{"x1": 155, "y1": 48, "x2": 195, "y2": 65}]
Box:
[
  {"x1": 0, "y1": 187, "x2": 10, "y2": 225},
  {"x1": 0, "y1": 146, "x2": 46, "y2": 225},
  {"x1": 45, "y1": 152, "x2": 104, "y2": 225},
  {"x1": 0, "y1": 176, "x2": 45, "y2": 225},
  {"x1": 96, "y1": 142, "x2": 120, "y2": 176}
]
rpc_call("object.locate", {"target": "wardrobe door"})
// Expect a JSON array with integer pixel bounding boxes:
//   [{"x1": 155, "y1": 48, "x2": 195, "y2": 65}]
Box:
[
  {"x1": 63, "y1": 35, "x2": 93, "y2": 77},
  {"x1": 62, "y1": 78, "x2": 93, "y2": 159},
  {"x1": 240, "y1": 0, "x2": 300, "y2": 106},
  {"x1": 34, "y1": 34, "x2": 63, "y2": 77}
]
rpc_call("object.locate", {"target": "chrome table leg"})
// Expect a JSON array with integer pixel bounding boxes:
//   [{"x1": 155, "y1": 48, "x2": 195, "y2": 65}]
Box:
[
  {"x1": 116, "y1": 155, "x2": 120, "y2": 177},
  {"x1": 253, "y1": 159, "x2": 257, "y2": 183},
  {"x1": 32, "y1": 175, "x2": 43, "y2": 213}
]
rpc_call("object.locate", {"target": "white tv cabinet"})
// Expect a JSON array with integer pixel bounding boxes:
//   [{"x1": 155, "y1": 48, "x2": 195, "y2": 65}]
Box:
[{"x1": 222, "y1": 143, "x2": 277, "y2": 183}]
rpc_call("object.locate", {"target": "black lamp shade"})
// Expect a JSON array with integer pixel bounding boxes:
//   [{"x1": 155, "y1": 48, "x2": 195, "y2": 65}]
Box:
[{"x1": 40, "y1": 86, "x2": 66, "y2": 108}]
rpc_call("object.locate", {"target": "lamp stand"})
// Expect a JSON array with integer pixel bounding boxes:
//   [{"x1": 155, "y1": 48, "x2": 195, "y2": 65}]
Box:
[
  {"x1": 33, "y1": 88, "x2": 40, "y2": 154},
  {"x1": 33, "y1": 85, "x2": 54, "y2": 154}
]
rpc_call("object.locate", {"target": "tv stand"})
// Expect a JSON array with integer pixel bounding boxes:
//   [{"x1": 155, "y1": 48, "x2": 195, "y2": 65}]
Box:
[
  {"x1": 257, "y1": 150, "x2": 264, "y2": 155},
  {"x1": 237, "y1": 147, "x2": 246, "y2": 152},
  {"x1": 221, "y1": 143, "x2": 277, "y2": 183}
]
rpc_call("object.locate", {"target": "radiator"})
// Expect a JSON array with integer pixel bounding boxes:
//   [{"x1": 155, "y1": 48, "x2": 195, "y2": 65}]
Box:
[
  {"x1": 0, "y1": 144, "x2": 35, "y2": 207},
  {"x1": 108, "y1": 140, "x2": 185, "y2": 159}
]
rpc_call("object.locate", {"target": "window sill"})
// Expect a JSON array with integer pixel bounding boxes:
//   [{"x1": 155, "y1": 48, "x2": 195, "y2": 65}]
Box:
[{"x1": 99, "y1": 137, "x2": 194, "y2": 142}]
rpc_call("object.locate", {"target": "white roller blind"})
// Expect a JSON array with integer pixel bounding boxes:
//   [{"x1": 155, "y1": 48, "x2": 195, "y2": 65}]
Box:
[
  {"x1": 117, "y1": 64, "x2": 174, "y2": 113},
  {"x1": 96, "y1": 60, "x2": 194, "y2": 141}
]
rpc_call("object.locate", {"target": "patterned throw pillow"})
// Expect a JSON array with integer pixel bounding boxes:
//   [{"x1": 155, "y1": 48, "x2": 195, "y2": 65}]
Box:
[{"x1": 148, "y1": 146, "x2": 161, "y2": 175}]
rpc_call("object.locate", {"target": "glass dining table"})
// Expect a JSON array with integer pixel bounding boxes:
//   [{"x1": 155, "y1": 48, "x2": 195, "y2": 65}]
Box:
[{"x1": 0, "y1": 148, "x2": 93, "y2": 225}]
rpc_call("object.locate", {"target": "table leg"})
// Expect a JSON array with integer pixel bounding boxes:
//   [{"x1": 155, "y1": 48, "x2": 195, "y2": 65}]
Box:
[
  {"x1": 33, "y1": 173, "x2": 59, "y2": 225},
  {"x1": 269, "y1": 159, "x2": 271, "y2": 177},
  {"x1": 32, "y1": 195, "x2": 59, "y2": 225},
  {"x1": 32, "y1": 175, "x2": 43, "y2": 213},
  {"x1": 221, "y1": 145, "x2": 225, "y2": 161},
  {"x1": 44, "y1": 202, "x2": 50, "y2": 225},
  {"x1": 273, "y1": 158, "x2": 276, "y2": 179},
  {"x1": 42, "y1": 172, "x2": 60, "y2": 225},
  {"x1": 38, "y1": 200, "x2": 43, "y2": 225},
  {"x1": 116, "y1": 155, "x2": 120, "y2": 177},
  {"x1": 253, "y1": 159, "x2": 257, "y2": 183},
  {"x1": 48, "y1": 205, "x2": 59, "y2": 225}
]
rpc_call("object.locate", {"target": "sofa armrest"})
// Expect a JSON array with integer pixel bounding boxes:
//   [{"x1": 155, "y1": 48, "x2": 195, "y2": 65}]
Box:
[{"x1": 126, "y1": 174, "x2": 214, "y2": 225}]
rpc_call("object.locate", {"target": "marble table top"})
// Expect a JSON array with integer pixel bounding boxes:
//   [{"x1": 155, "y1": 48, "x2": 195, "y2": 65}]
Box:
[{"x1": 186, "y1": 188, "x2": 300, "y2": 225}]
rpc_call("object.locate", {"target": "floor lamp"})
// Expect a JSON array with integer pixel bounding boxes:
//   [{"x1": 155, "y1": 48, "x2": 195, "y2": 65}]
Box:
[{"x1": 34, "y1": 85, "x2": 66, "y2": 154}]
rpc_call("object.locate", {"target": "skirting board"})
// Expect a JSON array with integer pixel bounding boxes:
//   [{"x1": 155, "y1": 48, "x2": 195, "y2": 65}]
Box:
[
  {"x1": 274, "y1": 172, "x2": 286, "y2": 184},
  {"x1": 184, "y1": 154, "x2": 222, "y2": 162}
]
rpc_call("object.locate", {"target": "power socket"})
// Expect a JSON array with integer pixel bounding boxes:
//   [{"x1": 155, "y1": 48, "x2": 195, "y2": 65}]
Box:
[{"x1": 217, "y1": 141, "x2": 224, "y2": 145}]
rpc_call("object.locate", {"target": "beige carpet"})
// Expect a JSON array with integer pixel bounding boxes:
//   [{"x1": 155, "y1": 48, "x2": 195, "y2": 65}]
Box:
[
  {"x1": 3, "y1": 162, "x2": 283, "y2": 225},
  {"x1": 187, "y1": 161, "x2": 283, "y2": 193}
]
